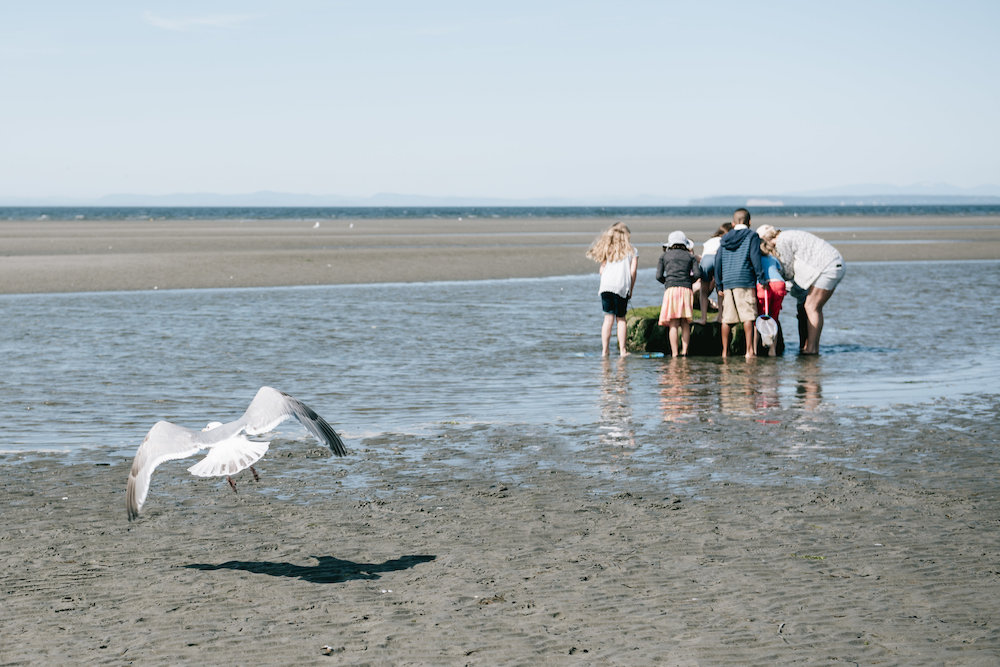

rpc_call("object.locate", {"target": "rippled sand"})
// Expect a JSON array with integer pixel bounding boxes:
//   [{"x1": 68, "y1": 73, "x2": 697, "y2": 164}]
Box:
[{"x1": 1, "y1": 402, "x2": 998, "y2": 664}]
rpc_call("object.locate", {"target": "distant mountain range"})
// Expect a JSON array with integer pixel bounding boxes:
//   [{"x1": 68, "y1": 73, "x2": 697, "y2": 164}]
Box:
[
  {"x1": 691, "y1": 194, "x2": 1000, "y2": 206},
  {"x1": 0, "y1": 191, "x2": 690, "y2": 207},
  {"x1": 2, "y1": 184, "x2": 999, "y2": 207},
  {"x1": 94, "y1": 191, "x2": 691, "y2": 207},
  {"x1": 782, "y1": 183, "x2": 1000, "y2": 197},
  {"x1": 691, "y1": 183, "x2": 1000, "y2": 207}
]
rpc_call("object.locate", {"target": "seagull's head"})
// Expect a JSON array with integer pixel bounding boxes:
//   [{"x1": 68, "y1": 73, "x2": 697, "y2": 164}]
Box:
[{"x1": 202, "y1": 421, "x2": 224, "y2": 431}]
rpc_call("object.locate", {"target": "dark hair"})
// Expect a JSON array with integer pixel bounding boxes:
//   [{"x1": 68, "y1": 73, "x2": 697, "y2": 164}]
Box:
[
  {"x1": 668, "y1": 243, "x2": 687, "y2": 250},
  {"x1": 733, "y1": 208, "x2": 751, "y2": 225},
  {"x1": 713, "y1": 222, "x2": 733, "y2": 238}
]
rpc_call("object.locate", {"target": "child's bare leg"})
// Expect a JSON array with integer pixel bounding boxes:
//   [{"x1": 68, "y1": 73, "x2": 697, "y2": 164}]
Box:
[
  {"x1": 743, "y1": 320, "x2": 756, "y2": 358},
  {"x1": 720, "y1": 322, "x2": 731, "y2": 358},
  {"x1": 698, "y1": 280, "x2": 711, "y2": 324},
  {"x1": 601, "y1": 313, "x2": 614, "y2": 357},
  {"x1": 680, "y1": 320, "x2": 690, "y2": 356},
  {"x1": 616, "y1": 317, "x2": 629, "y2": 356},
  {"x1": 667, "y1": 320, "x2": 679, "y2": 357}
]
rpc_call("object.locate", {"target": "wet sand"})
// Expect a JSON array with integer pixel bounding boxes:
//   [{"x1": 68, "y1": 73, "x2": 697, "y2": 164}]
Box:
[
  {"x1": 2, "y1": 214, "x2": 999, "y2": 664},
  {"x1": 1, "y1": 214, "x2": 998, "y2": 293},
  {"x1": 1, "y1": 402, "x2": 998, "y2": 664}
]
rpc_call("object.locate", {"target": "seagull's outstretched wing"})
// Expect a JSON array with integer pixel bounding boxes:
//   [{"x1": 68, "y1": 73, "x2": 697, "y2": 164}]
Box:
[
  {"x1": 126, "y1": 387, "x2": 347, "y2": 522},
  {"x1": 126, "y1": 421, "x2": 202, "y2": 521},
  {"x1": 239, "y1": 386, "x2": 347, "y2": 457}
]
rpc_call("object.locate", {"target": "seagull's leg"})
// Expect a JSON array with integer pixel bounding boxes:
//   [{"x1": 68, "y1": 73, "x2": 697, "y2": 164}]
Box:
[
  {"x1": 250, "y1": 465, "x2": 260, "y2": 482},
  {"x1": 227, "y1": 476, "x2": 238, "y2": 493}
]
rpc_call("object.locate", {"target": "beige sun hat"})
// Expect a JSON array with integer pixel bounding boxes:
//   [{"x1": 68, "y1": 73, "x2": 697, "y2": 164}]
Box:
[{"x1": 756, "y1": 224, "x2": 778, "y2": 241}]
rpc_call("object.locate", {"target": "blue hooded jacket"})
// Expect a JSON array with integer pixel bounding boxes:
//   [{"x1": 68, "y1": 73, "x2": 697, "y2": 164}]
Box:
[{"x1": 716, "y1": 227, "x2": 765, "y2": 290}]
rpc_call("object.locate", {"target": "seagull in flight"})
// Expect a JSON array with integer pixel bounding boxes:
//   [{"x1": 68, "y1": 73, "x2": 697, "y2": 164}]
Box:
[{"x1": 126, "y1": 386, "x2": 347, "y2": 521}]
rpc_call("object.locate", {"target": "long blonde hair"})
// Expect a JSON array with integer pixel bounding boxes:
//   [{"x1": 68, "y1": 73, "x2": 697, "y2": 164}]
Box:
[{"x1": 586, "y1": 221, "x2": 634, "y2": 264}]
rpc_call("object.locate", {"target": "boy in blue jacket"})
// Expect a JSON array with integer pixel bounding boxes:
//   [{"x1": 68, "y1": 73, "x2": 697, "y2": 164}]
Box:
[{"x1": 716, "y1": 208, "x2": 766, "y2": 358}]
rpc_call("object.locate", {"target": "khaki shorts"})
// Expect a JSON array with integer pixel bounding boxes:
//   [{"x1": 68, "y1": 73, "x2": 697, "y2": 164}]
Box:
[{"x1": 721, "y1": 287, "x2": 758, "y2": 324}]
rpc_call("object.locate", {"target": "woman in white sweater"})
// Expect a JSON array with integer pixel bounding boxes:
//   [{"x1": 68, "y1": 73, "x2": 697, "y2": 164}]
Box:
[{"x1": 756, "y1": 225, "x2": 845, "y2": 355}]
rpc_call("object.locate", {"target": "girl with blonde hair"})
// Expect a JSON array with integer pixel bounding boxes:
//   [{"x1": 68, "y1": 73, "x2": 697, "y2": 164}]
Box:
[{"x1": 586, "y1": 222, "x2": 638, "y2": 357}]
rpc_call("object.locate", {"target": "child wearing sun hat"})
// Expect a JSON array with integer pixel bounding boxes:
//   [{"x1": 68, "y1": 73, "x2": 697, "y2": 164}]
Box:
[{"x1": 655, "y1": 230, "x2": 702, "y2": 357}]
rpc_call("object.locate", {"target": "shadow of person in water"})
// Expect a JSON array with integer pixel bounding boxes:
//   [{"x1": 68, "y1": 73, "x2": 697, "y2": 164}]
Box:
[{"x1": 185, "y1": 554, "x2": 436, "y2": 584}]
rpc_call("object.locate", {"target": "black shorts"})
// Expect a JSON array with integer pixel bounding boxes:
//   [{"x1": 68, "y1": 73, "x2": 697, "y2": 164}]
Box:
[{"x1": 601, "y1": 291, "x2": 629, "y2": 317}]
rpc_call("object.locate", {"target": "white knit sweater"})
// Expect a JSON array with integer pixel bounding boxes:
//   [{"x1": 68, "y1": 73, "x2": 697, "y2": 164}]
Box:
[{"x1": 774, "y1": 230, "x2": 842, "y2": 288}]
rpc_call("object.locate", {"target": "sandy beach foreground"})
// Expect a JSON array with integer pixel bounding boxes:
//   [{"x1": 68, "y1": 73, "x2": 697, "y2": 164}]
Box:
[
  {"x1": 2, "y1": 401, "x2": 999, "y2": 664},
  {"x1": 2, "y1": 215, "x2": 999, "y2": 664},
  {"x1": 2, "y1": 214, "x2": 999, "y2": 293}
]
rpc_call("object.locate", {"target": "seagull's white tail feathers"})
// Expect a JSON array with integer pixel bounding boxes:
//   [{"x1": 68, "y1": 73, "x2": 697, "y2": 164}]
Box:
[{"x1": 187, "y1": 435, "x2": 270, "y2": 478}]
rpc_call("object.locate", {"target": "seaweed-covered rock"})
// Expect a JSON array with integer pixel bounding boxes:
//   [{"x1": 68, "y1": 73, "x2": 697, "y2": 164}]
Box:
[{"x1": 625, "y1": 305, "x2": 784, "y2": 356}]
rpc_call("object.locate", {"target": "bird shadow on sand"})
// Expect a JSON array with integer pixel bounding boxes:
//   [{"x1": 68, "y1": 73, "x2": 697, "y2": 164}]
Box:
[{"x1": 184, "y1": 554, "x2": 436, "y2": 584}]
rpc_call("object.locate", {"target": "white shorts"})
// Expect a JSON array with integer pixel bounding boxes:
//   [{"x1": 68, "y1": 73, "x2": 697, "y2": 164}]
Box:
[{"x1": 813, "y1": 260, "x2": 845, "y2": 291}]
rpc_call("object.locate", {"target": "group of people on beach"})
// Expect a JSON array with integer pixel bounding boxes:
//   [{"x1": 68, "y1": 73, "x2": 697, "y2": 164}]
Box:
[{"x1": 586, "y1": 208, "x2": 845, "y2": 358}]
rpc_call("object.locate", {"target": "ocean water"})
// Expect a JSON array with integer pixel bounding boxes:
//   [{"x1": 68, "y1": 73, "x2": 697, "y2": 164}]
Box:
[
  {"x1": 1, "y1": 260, "x2": 998, "y2": 476},
  {"x1": 3, "y1": 204, "x2": 1000, "y2": 221}
]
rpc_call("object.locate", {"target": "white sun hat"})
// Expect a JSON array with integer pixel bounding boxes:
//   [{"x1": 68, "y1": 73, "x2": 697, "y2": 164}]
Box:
[{"x1": 665, "y1": 230, "x2": 691, "y2": 248}]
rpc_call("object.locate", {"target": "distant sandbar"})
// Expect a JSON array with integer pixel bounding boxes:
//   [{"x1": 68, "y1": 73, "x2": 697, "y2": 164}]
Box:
[{"x1": 1, "y1": 215, "x2": 997, "y2": 294}]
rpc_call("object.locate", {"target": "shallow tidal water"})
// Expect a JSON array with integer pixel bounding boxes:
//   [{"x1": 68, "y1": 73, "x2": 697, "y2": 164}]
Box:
[{"x1": 1, "y1": 260, "x2": 997, "y2": 493}]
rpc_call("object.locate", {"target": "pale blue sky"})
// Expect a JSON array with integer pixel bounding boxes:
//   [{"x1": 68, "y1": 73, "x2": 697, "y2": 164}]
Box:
[{"x1": 2, "y1": 1, "x2": 998, "y2": 201}]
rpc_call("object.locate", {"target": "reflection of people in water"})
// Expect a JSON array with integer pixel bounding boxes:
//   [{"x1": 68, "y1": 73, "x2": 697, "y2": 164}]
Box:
[
  {"x1": 658, "y1": 359, "x2": 698, "y2": 422},
  {"x1": 717, "y1": 360, "x2": 754, "y2": 414},
  {"x1": 598, "y1": 358, "x2": 636, "y2": 449},
  {"x1": 716, "y1": 358, "x2": 782, "y2": 414},
  {"x1": 752, "y1": 363, "x2": 782, "y2": 411},
  {"x1": 793, "y1": 358, "x2": 823, "y2": 410}
]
